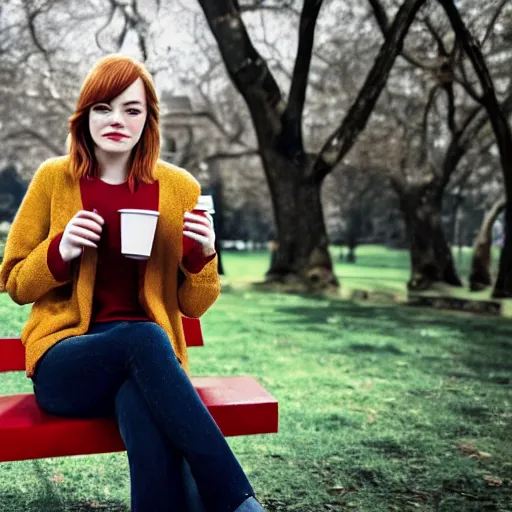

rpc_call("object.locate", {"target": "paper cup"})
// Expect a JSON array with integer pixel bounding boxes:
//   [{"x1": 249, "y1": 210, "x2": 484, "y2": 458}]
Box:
[
  {"x1": 191, "y1": 195, "x2": 215, "y2": 231},
  {"x1": 118, "y1": 209, "x2": 160, "y2": 260},
  {"x1": 194, "y1": 195, "x2": 215, "y2": 213}
]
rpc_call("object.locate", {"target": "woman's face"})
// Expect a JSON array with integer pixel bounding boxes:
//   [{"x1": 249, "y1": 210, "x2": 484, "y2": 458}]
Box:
[{"x1": 89, "y1": 77, "x2": 147, "y2": 154}]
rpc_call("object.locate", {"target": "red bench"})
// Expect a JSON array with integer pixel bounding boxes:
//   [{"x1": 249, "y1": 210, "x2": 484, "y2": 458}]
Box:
[{"x1": 0, "y1": 317, "x2": 278, "y2": 463}]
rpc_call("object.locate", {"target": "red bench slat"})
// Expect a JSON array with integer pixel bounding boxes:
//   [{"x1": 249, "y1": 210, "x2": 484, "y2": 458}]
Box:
[
  {"x1": 0, "y1": 318, "x2": 279, "y2": 463},
  {"x1": 0, "y1": 376, "x2": 278, "y2": 462},
  {"x1": 0, "y1": 317, "x2": 204, "y2": 373}
]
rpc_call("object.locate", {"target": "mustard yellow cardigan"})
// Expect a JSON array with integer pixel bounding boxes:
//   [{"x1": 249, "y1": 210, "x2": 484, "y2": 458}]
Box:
[{"x1": 0, "y1": 156, "x2": 221, "y2": 377}]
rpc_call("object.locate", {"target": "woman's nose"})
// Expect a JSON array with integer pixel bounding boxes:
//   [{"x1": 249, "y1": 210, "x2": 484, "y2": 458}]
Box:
[{"x1": 109, "y1": 109, "x2": 124, "y2": 127}]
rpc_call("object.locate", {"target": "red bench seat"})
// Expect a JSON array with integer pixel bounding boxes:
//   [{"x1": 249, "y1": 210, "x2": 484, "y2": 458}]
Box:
[
  {"x1": 0, "y1": 318, "x2": 278, "y2": 463},
  {"x1": 0, "y1": 376, "x2": 278, "y2": 463}
]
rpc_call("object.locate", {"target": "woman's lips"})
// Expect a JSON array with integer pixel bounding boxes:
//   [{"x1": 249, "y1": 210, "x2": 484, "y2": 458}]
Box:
[{"x1": 104, "y1": 134, "x2": 127, "y2": 142}]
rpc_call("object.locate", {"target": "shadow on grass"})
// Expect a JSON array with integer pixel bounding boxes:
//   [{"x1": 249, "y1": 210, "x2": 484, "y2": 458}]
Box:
[
  {"x1": 0, "y1": 495, "x2": 128, "y2": 512},
  {"x1": 0, "y1": 460, "x2": 129, "y2": 512},
  {"x1": 271, "y1": 298, "x2": 512, "y2": 385}
]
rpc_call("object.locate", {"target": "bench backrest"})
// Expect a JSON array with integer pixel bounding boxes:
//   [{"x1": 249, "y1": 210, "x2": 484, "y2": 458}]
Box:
[{"x1": 0, "y1": 316, "x2": 203, "y2": 373}]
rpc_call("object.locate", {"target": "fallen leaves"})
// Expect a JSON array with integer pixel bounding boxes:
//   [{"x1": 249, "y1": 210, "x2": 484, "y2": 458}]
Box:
[
  {"x1": 49, "y1": 473, "x2": 64, "y2": 483},
  {"x1": 456, "y1": 442, "x2": 492, "y2": 459},
  {"x1": 483, "y1": 475, "x2": 503, "y2": 487}
]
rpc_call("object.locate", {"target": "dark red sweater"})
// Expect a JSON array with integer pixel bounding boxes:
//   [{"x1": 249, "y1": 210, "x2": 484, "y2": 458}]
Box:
[{"x1": 47, "y1": 177, "x2": 214, "y2": 324}]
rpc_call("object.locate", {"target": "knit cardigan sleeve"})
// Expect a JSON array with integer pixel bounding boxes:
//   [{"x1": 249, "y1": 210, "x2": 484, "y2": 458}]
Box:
[
  {"x1": 0, "y1": 160, "x2": 72, "y2": 304},
  {"x1": 172, "y1": 167, "x2": 221, "y2": 318}
]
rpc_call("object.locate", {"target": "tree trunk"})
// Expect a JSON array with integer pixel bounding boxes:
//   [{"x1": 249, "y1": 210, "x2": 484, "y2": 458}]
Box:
[
  {"x1": 399, "y1": 183, "x2": 462, "y2": 290},
  {"x1": 469, "y1": 197, "x2": 506, "y2": 291},
  {"x1": 437, "y1": 0, "x2": 512, "y2": 297},
  {"x1": 493, "y1": 209, "x2": 512, "y2": 297},
  {"x1": 264, "y1": 152, "x2": 338, "y2": 291}
]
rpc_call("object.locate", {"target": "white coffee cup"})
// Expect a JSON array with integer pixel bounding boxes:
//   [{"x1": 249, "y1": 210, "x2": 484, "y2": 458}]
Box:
[
  {"x1": 118, "y1": 209, "x2": 160, "y2": 260},
  {"x1": 194, "y1": 195, "x2": 215, "y2": 213}
]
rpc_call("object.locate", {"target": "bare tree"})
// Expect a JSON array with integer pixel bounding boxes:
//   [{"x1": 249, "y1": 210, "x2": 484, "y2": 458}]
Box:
[
  {"x1": 431, "y1": 0, "x2": 512, "y2": 298},
  {"x1": 368, "y1": 0, "x2": 512, "y2": 290},
  {"x1": 196, "y1": 0, "x2": 427, "y2": 291}
]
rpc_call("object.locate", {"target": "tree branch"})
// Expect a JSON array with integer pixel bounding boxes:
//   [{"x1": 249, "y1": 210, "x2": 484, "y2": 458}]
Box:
[
  {"x1": 205, "y1": 149, "x2": 260, "y2": 161},
  {"x1": 422, "y1": 15, "x2": 449, "y2": 56},
  {"x1": 481, "y1": 0, "x2": 509, "y2": 47},
  {"x1": 3, "y1": 128, "x2": 64, "y2": 156},
  {"x1": 438, "y1": 0, "x2": 512, "y2": 197},
  {"x1": 280, "y1": 0, "x2": 323, "y2": 161},
  {"x1": 95, "y1": 1, "x2": 117, "y2": 52},
  {"x1": 368, "y1": 0, "x2": 438, "y2": 71},
  {"x1": 22, "y1": 0, "x2": 57, "y2": 65},
  {"x1": 417, "y1": 83, "x2": 439, "y2": 167},
  {"x1": 197, "y1": 0, "x2": 285, "y2": 139},
  {"x1": 309, "y1": 0, "x2": 427, "y2": 183}
]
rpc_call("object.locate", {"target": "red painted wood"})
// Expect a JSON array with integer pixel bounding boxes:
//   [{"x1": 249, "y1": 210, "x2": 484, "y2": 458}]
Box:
[
  {"x1": 0, "y1": 376, "x2": 278, "y2": 462},
  {"x1": 0, "y1": 317, "x2": 204, "y2": 373},
  {"x1": 0, "y1": 338, "x2": 24, "y2": 373}
]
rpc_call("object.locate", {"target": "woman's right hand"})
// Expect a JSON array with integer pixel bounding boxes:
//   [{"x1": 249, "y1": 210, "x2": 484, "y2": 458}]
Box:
[{"x1": 59, "y1": 210, "x2": 105, "y2": 262}]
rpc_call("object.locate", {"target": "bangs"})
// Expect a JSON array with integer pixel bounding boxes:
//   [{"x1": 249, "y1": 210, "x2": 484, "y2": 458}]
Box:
[{"x1": 78, "y1": 58, "x2": 143, "y2": 110}]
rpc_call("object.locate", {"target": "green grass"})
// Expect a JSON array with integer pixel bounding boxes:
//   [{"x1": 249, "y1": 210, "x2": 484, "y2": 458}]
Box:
[
  {"x1": 221, "y1": 244, "x2": 502, "y2": 301},
  {"x1": 0, "y1": 247, "x2": 511, "y2": 511}
]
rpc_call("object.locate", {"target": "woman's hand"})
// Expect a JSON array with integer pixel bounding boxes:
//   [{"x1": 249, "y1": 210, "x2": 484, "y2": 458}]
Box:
[
  {"x1": 183, "y1": 211, "x2": 215, "y2": 257},
  {"x1": 59, "y1": 210, "x2": 105, "y2": 262}
]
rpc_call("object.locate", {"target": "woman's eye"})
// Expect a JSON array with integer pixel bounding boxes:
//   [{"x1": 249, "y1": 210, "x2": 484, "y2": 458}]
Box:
[
  {"x1": 127, "y1": 109, "x2": 141, "y2": 116},
  {"x1": 93, "y1": 105, "x2": 109, "y2": 112}
]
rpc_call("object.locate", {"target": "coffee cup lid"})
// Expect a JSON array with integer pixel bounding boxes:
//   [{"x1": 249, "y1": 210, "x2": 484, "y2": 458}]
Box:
[
  {"x1": 118, "y1": 209, "x2": 160, "y2": 217},
  {"x1": 194, "y1": 195, "x2": 214, "y2": 213}
]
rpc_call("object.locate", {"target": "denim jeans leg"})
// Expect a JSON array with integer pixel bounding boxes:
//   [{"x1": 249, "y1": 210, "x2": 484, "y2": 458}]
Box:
[
  {"x1": 31, "y1": 321, "x2": 128, "y2": 418},
  {"x1": 115, "y1": 378, "x2": 201, "y2": 511},
  {"x1": 31, "y1": 320, "x2": 255, "y2": 512},
  {"x1": 119, "y1": 322, "x2": 255, "y2": 511},
  {"x1": 182, "y1": 458, "x2": 207, "y2": 512}
]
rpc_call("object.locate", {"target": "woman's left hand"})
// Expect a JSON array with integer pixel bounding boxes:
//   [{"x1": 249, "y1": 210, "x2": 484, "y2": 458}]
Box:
[{"x1": 183, "y1": 211, "x2": 216, "y2": 257}]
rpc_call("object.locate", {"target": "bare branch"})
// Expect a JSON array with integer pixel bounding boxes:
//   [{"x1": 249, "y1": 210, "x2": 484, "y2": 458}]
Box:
[
  {"x1": 3, "y1": 128, "x2": 64, "y2": 156},
  {"x1": 422, "y1": 15, "x2": 449, "y2": 56},
  {"x1": 197, "y1": 1, "x2": 285, "y2": 139},
  {"x1": 482, "y1": 0, "x2": 509, "y2": 47},
  {"x1": 22, "y1": 0, "x2": 57, "y2": 65},
  {"x1": 240, "y1": 0, "x2": 300, "y2": 15},
  {"x1": 417, "y1": 83, "x2": 439, "y2": 167},
  {"x1": 441, "y1": 89, "x2": 512, "y2": 189},
  {"x1": 161, "y1": 109, "x2": 251, "y2": 148},
  {"x1": 280, "y1": 0, "x2": 323, "y2": 160},
  {"x1": 438, "y1": 0, "x2": 512, "y2": 201},
  {"x1": 131, "y1": 0, "x2": 149, "y2": 61},
  {"x1": 456, "y1": 55, "x2": 481, "y2": 102},
  {"x1": 205, "y1": 149, "x2": 260, "y2": 160},
  {"x1": 310, "y1": 0, "x2": 428, "y2": 183},
  {"x1": 95, "y1": 1, "x2": 117, "y2": 52},
  {"x1": 368, "y1": 0, "x2": 439, "y2": 71}
]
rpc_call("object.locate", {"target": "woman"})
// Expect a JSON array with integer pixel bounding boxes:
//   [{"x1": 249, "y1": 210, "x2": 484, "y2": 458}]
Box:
[{"x1": 0, "y1": 54, "x2": 264, "y2": 512}]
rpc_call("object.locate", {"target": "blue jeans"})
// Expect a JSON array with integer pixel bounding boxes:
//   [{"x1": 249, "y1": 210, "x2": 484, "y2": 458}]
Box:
[{"x1": 31, "y1": 321, "x2": 255, "y2": 512}]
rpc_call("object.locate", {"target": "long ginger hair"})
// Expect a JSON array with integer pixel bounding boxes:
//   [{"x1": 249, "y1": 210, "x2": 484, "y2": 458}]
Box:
[{"x1": 68, "y1": 54, "x2": 160, "y2": 193}]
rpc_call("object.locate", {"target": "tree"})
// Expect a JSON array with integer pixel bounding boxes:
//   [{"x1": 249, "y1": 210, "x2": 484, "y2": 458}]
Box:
[
  {"x1": 368, "y1": 0, "x2": 512, "y2": 290},
  {"x1": 436, "y1": 0, "x2": 512, "y2": 297},
  {"x1": 469, "y1": 196, "x2": 505, "y2": 291},
  {"x1": 196, "y1": 0, "x2": 427, "y2": 291}
]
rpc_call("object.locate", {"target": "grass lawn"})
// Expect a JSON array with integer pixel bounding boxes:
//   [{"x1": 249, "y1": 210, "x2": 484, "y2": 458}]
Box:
[
  {"x1": 221, "y1": 244, "x2": 502, "y2": 301},
  {"x1": 0, "y1": 247, "x2": 511, "y2": 511}
]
